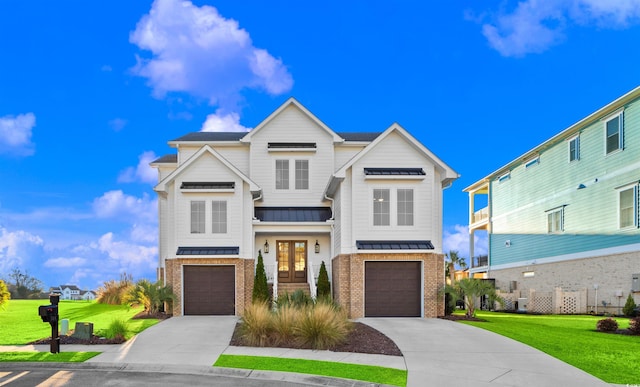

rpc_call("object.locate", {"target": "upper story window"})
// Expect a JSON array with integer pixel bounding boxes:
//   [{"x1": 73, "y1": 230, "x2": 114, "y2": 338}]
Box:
[
  {"x1": 568, "y1": 135, "x2": 580, "y2": 162},
  {"x1": 619, "y1": 184, "x2": 638, "y2": 229},
  {"x1": 546, "y1": 206, "x2": 564, "y2": 233},
  {"x1": 605, "y1": 113, "x2": 624, "y2": 154},
  {"x1": 397, "y1": 189, "x2": 414, "y2": 226},
  {"x1": 275, "y1": 160, "x2": 289, "y2": 189},
  {"x1": 276, "y1": 159, "x2": 309, "y2": 191},
  {"x1": 211, "y1": 201, "x2": 227, "y2": 233},
  {"x1": 190, "y1": 201, "x2": 205, "y2": 234},
  {"x1": 295, "y1": 160, "x2": 309, "y2": 189},
  {"x1": 373, "y1": 189, "x2": 390, "y2": 226}
]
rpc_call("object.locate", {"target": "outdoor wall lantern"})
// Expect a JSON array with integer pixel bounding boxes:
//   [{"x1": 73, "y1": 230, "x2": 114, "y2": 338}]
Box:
[
  {"x1": 264, "y1": 240, "x2": 269, "y2": 254},
  {"x1": 315, "y1": 240, "x2": 320, "y2": 254}
]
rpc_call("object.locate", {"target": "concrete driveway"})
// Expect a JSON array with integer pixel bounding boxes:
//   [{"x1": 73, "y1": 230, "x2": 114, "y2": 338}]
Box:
[{"x1": 361, "y1": 318, "x2": 610, "y2": 387}]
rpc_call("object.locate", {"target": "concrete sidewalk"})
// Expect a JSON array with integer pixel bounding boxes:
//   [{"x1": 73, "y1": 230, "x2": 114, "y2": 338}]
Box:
[{"x1": 1, "y1": 316, "x2": 616, "y2": 386}]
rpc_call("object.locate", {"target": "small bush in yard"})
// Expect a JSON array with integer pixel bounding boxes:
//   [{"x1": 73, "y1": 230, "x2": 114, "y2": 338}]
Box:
[
  {"x1": 252, "y1": 250, "x2": 270, "y2": 303},
  {"x1": 240, "y1": 301, "x2": 272, "y2": 347},
  {"x1": 103, "y1": 318, "x2": 128, "y2": 340},
  {"x1": 316, "y1": 261, "x2": 330, "y2": 299},
  {"x1": 622, "y1": 294, "x2": 637, "y2": 317},
  {"x1": 295, "y1": 302, "x2": 351, "y2": 350},
  {"x1": 628, "y1": 317, "x2": 640, "y2": 335},
  {"x1": 596, "y1": 317, "x2": 618, "y2": 332}
]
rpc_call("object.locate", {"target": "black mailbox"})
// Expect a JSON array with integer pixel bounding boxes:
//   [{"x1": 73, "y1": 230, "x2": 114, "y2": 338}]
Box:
[{"x1": 39, "y1": 305, "x2": 57, "y2": 323}]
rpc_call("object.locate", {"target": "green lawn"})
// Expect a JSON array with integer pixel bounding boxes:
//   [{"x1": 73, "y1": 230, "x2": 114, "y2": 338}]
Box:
[
  {"x1": 461, "y1": 312, "x2": 640, "y2": 385},
  {"x1": 0, "y1": 352, "x2": 100, "y2": 362},
  {"x1": 0, "y1": 300, "x2": 158, "y2": 345},
  {"x1": 215, "y1": 354, "x2": 407, "y2": 387}
]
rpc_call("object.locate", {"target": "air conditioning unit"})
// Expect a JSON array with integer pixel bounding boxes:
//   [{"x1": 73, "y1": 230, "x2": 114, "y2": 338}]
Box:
[
  {"x1": 517, "y1": 298, "x2": 528, "y2": 312},
  {"x1": 633, "y1": 273, "x2": 640, "y2": 292}
]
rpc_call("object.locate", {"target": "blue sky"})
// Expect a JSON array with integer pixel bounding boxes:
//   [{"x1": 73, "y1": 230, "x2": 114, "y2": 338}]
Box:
[{"x1": 1, "y1": 0, "x2": 640, "y2": 290}]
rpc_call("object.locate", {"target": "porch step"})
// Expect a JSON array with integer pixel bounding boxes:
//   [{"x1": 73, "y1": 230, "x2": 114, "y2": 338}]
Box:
[{"x1": 277, "y1": 283, "x2": 310, "y2": 297}]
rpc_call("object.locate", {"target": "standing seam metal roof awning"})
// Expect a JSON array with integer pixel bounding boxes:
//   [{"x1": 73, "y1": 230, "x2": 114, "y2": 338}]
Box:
[
  {"x1": 356, "y1": 240, "x2": 434, "y2": 250},
  {"x1": 176, "y1": 247, "x2": 239, "y2": 255},
  {"x1": 364, "y1": 168, "x2": 426, "y2": 176},
  {"x1": 254, "y1": 207, "x2": 332, "y2": 222}
]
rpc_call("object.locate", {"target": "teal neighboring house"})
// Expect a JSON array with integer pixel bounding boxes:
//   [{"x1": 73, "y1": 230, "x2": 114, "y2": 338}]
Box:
[{"x1": 465, "y1": 86, "x2": 640, "y2": 314}]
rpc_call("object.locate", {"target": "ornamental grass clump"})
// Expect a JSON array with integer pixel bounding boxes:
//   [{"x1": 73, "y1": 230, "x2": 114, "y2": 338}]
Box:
[
  {"x1": 272, "y1": 304, "x2": 301, "y2": 345},
  {"x1": 596, "y1": 317, "x2": 618, "y2": 333},
  {"x1": 103, "y1": 318, "x2": 129, "y2": 340},
  {"x1": 294, "y1": 301, "x2": 351, "y2": 350},
  {"x1": 240, "y1": 301, "x2": 273, "y2": 346}
]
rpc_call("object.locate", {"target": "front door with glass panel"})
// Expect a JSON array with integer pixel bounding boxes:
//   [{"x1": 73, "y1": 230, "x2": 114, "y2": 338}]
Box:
[{"x1": 277, "y1": 241, "x2": 307, "y2": 283}]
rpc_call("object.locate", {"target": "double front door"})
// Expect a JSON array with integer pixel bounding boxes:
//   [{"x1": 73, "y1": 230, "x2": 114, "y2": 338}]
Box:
[{"x1": 277, "y1": 240, "x2": 307, "y2": 283}]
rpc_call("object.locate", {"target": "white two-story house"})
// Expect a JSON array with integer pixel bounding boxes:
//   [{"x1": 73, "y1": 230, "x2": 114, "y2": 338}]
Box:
[{"x1": 152, "y1": 98, "x2": 458, "y2": 318}]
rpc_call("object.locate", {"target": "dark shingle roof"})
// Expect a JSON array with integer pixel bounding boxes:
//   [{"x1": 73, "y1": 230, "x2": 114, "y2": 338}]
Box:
[
  {"x1": 337, "y1": 132, "x2": 382, "y2": 142},
  {"x1": 364, "y1": 168, "x2": 426, "y2": 176},
  {"x1": 255, "y1": 207, "x2": 332, "y2": 222},
  {"x1": 356, "y1": 240, "x2": 434, "y2": 250},
  {"x1": 171, "y1": 132, "x2": 247, "y2": 142},
  {"x1": 176, "y1": 246, "x2": 240, "y2": 255},
  {"x1": 169, "y1": 131, "x2": 382, "y2": 143},
  {"x1": 152, "y1": 154, "x2": 177, "y2": 163}
]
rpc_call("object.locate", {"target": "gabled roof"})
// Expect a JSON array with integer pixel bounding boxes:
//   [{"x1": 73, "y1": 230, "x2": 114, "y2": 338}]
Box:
[
  {"x1": 154, "y1": 145, "x2": 261, "y2": 198},
  {"x1": 325, "y1": 123, "x2": 459, "y2": 197},
  {"x1": 240, "y1": 97, "x2": 344, "y2": 143},
  {"x1": 150, "y1": 154, "x2": 177, "y2": 164}
]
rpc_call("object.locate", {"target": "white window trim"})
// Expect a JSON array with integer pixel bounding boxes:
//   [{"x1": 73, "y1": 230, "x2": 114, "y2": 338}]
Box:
[
  {"x1": 604, "y1": 111, "x2": 624, "y2": 155},
  {"x1": 617, "y1": 183, "x2": 639, "y2": 230},
  {"x1": 211, "y1": 200, "x2": 228, "y2": 234},
  {"x1": 370, "y1": 187, "x2": 417, "y2": 228},
  {"x1": 273, "y1": 158, "x2": 311, "y2": 192},
  {"x1": 567, "y1": 134, "x2": 580, "y2": 162},
  {"x1": 545, "y1": 205, "x2": 565, "y2": 234},
  {"x1": 190, "y1": 200, "x2": 206, "y2": 234}
]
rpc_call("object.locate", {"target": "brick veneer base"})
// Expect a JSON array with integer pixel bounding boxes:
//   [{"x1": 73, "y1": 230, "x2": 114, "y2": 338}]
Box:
[{"x1": 332, "y1": 253, "x2": 444, "y2": 318}]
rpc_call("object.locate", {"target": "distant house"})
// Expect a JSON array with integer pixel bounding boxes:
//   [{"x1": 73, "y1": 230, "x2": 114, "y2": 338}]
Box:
[
  {"x1": 151, "y1": 97, "x2": 459, "y2": 318},
  {"x1": 50, "y1": 285, "x2": 91, "y2": 301},
  {"x1": 465, "y1": 86, "x2": 640, "y2": 314}
]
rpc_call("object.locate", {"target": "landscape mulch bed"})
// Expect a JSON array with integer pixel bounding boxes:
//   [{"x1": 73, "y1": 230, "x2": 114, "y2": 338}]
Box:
[
  {"x1": 438, "y1": 314, "x2": 486, "y2": 322},
  {"x1": 28, "y1": 312, "x2": 172, "y2": 345},
  {"x1": 229, "y1": 322, "x2": 403, "y2": 356}
]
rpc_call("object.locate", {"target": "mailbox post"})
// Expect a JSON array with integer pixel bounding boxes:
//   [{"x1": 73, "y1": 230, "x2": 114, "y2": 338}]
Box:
[{"x1": 38, "y1": 293, "x2": 60, "y2": 353}]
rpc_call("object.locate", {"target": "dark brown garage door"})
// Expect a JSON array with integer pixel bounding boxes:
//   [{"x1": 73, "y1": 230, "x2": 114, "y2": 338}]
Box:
[
  {"x1": 183, "y1": 265, "x2": 235, "y2": 315},
  {"x1": 365, "y1": 261, "x2": 421, "y2": 317}
]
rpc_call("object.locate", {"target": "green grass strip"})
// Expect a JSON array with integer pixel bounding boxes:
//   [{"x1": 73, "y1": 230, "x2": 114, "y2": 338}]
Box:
[
  {"x1": 214, "y1": 354, "x2": 407, "y2": 387},
  {"x1": 0, "y1": 352, "x2": 100, "y2": 362},
  {"x1": 460, "y1": 312, "x2": 640, "y2": 385}
]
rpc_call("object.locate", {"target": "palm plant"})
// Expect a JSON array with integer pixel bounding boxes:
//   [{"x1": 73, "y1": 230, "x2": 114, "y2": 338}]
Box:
[
  {"x1": 125, "y1": 279, "x2": 175, "y2": 315},
  {"x1": 443, "y1": 278, "x2": 503, "y2": 317},
  {"x1": 445, "y1": 250, "x2": 467, "y2": 284}
]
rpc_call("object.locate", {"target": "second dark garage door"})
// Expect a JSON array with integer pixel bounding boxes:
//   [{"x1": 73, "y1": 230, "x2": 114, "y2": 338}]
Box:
[
  {"x1": 364, "y1": 261, "x2": 421, "y2": 317},
  {"x1": 183, "y1": 265, "x2": 235, "y2": 315}
]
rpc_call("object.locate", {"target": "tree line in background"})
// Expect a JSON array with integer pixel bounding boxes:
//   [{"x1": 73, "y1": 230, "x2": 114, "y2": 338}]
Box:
[{"x1": 1, "y1": 268, "x2": 44, "y2": 300}]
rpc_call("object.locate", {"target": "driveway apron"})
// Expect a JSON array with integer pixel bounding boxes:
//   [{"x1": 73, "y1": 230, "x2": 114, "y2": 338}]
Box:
[
  {"x1": 87, "y1": 316, "x2": 237, "y2": 366},
  {"x1": 360, "y1": 318, "x2": 610, "y2": 387}
]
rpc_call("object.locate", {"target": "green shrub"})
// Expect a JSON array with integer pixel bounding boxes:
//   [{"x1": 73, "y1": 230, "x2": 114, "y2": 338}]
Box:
[
  {"x1": 316, "y1": 261, "x2": 330, "y2": 299},
  {"x1": 444, "y1": 292, "x2": 455, "y2": 315},
  {"x1": 596, "y1": 317, "x2": 618, "y2": 332},
  {"x1": 272, "y1": 304, "x2": 300, "y2": 345},
  {"x1": 240, "y1": 301, "x2": 272, "y2": 347},
  {"x1": 103, "y1": 318, "x2": 128, "y2": 340},
  {"x1": 0, "y1": 280, "x2": 10, "y2": 309},
  {"x1": 252, "y1": 250, "x2": 269, "y2": 303},
  {"x1": 276, "y1": 290, "x2": 313, "y2": 309},
  {"x1": 294, "y1": 303, "x2": 351, "y2": 350},
  {"x1": 125, "y1": 279, "x2": 175, "y2": 315},
  {"x1": 622, "y1": 294, "x2": 637, "y2": 317},
  {"x1": 628, "y1": 317, "x2": 640, "y2": 335}
]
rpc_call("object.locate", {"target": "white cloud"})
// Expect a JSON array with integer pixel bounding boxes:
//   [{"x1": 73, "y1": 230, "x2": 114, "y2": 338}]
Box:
[
  {"x1": 109, "y1": 118, "x2": 128, "y2": 131},
  {"x1": 443, "y1": 225, "x2": 488, "y2": 263},
  {"x1": 130, "y1": 0, "x2": 293, "y2": 106},
  {"x1": 478, "y1": 0, "x2": 640, "y2": 57},
  {"x1": 118, "y1": 151, "x2": 159, "y2": 184},
  {"x1": 201, "y1": 110, "x2": 251, "y2": 132},
  {"x1": 0, "y1": 113, "x2": 36, "y2": 156},
  {"x1": 44, "y1": 257, "x2": 87, "y2": 268},
  {"x1": 97, "y1": 232, "x2": 157, "y2": 269},
  {"x1": 93, "y1": 190, "x2": 157, "y2": 223},
  {"x1": 0, "y1": 227, "x2": 45, "y2": 277}
]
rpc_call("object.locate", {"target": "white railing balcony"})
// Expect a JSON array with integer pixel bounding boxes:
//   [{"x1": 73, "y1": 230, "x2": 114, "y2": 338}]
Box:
[{"x1": 472, "y1": 207, "x2": 489, "y2": 225}]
